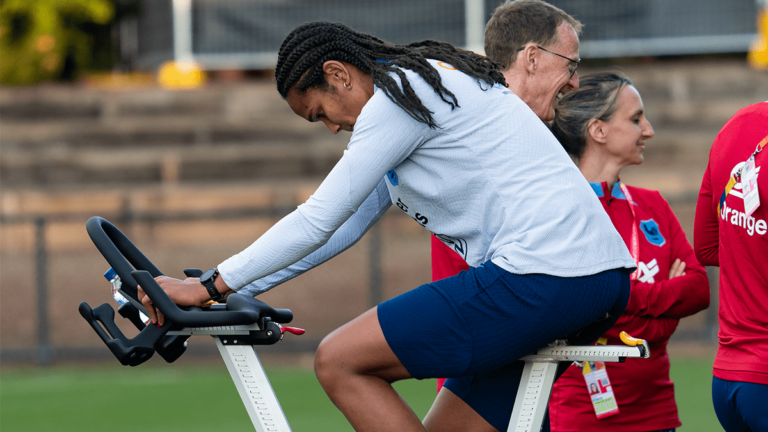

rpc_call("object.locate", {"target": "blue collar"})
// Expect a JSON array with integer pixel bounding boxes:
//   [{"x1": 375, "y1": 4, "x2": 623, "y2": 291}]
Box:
[{"x1": 589, "y1": 181, "x2": 627, "y2": 200}]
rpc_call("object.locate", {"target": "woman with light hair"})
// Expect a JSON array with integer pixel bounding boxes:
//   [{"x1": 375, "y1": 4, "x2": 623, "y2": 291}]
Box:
[{"x1": 547, "y1": 72, "x2": 710, "y2": 432}]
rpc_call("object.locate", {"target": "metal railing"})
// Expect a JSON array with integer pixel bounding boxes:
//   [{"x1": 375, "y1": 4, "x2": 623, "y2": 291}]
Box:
[
  {"x1": 0, "y1": 199, "x2": 719, "y2": 366},
  {"x1": 134, "y1": 0, "x2": 760, "y2": 70}
]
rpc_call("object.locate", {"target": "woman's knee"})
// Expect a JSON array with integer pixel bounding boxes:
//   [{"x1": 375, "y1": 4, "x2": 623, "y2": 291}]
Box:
[
  {"x1": 314, "y1": 307, "x2": 410, "y2": 388},
  {"x1": 313, "y1": 309, "x2": 381, "y2": 388},
  {"x1": 314, "y1": 332, "x2": 347, "y2": 389}
]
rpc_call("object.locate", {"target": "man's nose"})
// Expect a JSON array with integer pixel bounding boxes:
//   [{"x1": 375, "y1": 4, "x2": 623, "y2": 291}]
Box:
[{"x1": 568, "y1": 72, "x2": 579, "y2": 91}]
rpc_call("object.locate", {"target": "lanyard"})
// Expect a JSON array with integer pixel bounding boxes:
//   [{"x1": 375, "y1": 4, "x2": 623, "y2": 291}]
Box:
[
  {"x1": 717, "y1": 134, "x2": 768, "y2": 216},
  {"x1": 619, "y1": 183, "x2": 639, "y2": 281}
]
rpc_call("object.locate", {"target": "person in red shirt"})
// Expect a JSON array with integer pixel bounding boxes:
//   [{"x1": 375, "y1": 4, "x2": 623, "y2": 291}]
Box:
[
  {"x1": 544, "y1": 71, "x2": 710, "y2": 432},
  {"x1": 694, "y1": 101, "x2": 768, "y2": 432}
]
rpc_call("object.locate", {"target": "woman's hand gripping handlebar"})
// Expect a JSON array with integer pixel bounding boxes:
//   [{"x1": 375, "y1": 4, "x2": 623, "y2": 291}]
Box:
[
  {"x1": 132, "y1": 270, "x2": 293, "y2": 327},
  {"x1": 136, "y1": 275, "x2": 231, "y2": 327}
]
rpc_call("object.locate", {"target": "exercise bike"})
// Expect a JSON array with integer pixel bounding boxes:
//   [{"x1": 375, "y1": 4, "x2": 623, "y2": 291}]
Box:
[{"x1": 79, "y1": 216, "x2": 649, "y2": 432}]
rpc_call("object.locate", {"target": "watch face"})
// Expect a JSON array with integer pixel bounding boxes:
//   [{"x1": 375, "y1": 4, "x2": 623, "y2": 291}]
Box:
[
  {"x1": 201, "y1": 268, "x2": 221, "y2": 300},
  {"x1": 201, "y1": 268, "x2": 217, "y2": 282}
]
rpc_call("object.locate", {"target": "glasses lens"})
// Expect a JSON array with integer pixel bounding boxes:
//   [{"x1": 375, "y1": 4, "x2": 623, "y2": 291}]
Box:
[{"x1": 569, "y1": 63, "x2": 578, "y2": 77}]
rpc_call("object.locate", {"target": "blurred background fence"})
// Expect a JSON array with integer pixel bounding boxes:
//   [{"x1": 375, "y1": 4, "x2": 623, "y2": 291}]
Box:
[{"x1": 131, "y1": 0, "x2": 759, "y2": 70}]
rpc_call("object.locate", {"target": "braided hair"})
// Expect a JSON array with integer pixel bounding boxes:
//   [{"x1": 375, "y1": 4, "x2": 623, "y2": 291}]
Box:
[{"x1": 275, "y1": 21, "x2": 506, "y2": 128}]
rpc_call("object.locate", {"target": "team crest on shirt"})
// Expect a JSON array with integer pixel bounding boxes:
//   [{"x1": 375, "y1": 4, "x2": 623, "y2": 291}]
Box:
[{"x1": 639, "y1": 219, "x2": 665, "y2": 247}]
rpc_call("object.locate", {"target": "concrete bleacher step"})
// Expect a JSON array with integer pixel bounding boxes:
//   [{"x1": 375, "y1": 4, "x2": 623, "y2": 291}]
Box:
[
  {"x1": 0, "y1": 81, "x2": 281, "y2": 120},
  {"x1": 1, "y1": 58, "x2": 766, "y2": 193},
  {"x1": 1, "y1": 141, "x2": 344, "y2": 187},
  {"x1": 0, "y1": 80, "x2": 348, "y2": 188},
  {"x1": 1, "y1": 117, "x2": 325, "y2": 149}
]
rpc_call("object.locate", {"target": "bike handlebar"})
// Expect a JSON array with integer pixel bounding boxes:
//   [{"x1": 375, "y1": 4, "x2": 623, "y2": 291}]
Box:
[
  {"x1": 86, "y1": 216, "x2": 163, "y2": 303},
  {"x1": 80, "y1": 216, "x2": 295, "y2": 367},
  {"x1": 133, "y1": 270, "x2": 293, "y2": 326}
]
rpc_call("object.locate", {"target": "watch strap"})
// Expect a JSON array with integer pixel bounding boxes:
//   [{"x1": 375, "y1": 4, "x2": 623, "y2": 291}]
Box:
[{"x1": 200, "y1": 267, "x2": 224, "y2": 301}]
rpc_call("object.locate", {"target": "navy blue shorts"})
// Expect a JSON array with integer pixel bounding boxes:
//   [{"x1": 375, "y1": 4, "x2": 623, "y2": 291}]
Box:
[
  {"x1": 712, "y1": 376, "x2": 768, "y2": 432},
  {"x1": 377, "y1": 260, "x2": 630, "y2": 431}
]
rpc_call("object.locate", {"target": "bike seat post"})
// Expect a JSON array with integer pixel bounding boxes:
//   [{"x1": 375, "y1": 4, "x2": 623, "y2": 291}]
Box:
[
  {"x1": 508, "y1": 340, "x2": 650, "y2": 432},
  {"x1": 508, "y1": 358, "x2": 560, "y2": 432}
]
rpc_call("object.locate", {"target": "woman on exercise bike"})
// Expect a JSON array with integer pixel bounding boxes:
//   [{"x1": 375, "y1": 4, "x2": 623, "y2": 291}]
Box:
[{"x1": 140, "y1": 21, "x2": 636, "y2": 432}]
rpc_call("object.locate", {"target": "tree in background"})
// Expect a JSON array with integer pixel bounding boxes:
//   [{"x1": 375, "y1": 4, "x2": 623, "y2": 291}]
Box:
[{"x1": 0, "y1": 0, "x2": 114, "y2": 85}]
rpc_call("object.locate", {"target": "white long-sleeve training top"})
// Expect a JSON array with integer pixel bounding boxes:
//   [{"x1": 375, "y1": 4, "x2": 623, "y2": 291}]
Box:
[{"x1": 223, "y1": 60, "x2": 635, "y2": 296}]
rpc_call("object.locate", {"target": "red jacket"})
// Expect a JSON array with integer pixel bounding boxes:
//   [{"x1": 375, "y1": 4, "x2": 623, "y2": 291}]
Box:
[
  {"x1": 430, "y1": 181, "x2": 710, "y2": 430},
  {"x1": 694, "y1": 101, "x2": 768, "y2": 385},
  {"x1": 431, "y1": 235, "x2": 470, "y2": 393},
  {"x1": 548, "y1": 182, "x2": 709, "y2": 432}
]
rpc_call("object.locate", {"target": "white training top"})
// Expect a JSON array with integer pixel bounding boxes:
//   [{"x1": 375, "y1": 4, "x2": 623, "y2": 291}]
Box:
[{"x1": 223, "y1": 60, "x2": 635, "y2": 296}]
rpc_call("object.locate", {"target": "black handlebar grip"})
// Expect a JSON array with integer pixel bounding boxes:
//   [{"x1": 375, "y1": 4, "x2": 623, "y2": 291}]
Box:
[
  {"x1": 183, "y1": 268, "x2": 203, "y2": 278},
  {"x1": 115, "y1": 302, "x2": 189, "y2": 363},
  {"x1": 133, "y1": 271, "x2": 261, "y2": 327},
  {"x1": 271, "y1": 308, "x2": 294, "y2": 324},
  {"x1": 226, "y1": 294, "x2": 294, "y2": 324},
  {"x1": 79, "y1": 301, "x2": 173, "y2": 366},
  {"x1": 117, "y1": 302, "x2": 147, "y2": 330},
  {"x1": 86, "y1": 217, "x2": 163, "y2": 302}
]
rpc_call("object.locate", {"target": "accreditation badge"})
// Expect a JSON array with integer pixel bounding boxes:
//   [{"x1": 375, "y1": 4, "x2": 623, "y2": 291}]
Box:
[
  {"x1": 742, "y1": 154, "x2": 761, "y2": 217},
  {"x1": 582, "y1": 338, "x2": 620, "y2": 419}
]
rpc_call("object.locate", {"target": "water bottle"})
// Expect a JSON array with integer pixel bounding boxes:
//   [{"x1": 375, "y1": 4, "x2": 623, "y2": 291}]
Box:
[{"x1": 103, "y1": 268, "x2": 150, "y2": 324}]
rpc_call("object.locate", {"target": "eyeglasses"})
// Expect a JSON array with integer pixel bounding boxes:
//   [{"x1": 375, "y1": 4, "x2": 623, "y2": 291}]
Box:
[{"x1": 533, "y1": 45, "x2": 580, "y2": 78}]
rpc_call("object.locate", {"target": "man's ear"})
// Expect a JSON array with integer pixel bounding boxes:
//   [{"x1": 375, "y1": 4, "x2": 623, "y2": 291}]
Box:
[
  {"x1": 521, "y1": 44, "x2": 538, "y2": 74},
  {"x1": 587, "y1": 118, "x2": 608, "y2": 144},
  {"x1": 322, "y1": 61, "x2": 350, "y2": 88}
]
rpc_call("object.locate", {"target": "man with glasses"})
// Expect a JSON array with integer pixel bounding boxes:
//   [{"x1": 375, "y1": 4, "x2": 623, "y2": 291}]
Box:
[{"x1": 484, "y1": 0, "x2": 581, "y2": 122}]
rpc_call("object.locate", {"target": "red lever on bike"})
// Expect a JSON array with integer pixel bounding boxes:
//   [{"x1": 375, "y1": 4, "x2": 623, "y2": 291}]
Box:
[{"x1": 281, "y1": 326, "x2": 305, "y2": 335}]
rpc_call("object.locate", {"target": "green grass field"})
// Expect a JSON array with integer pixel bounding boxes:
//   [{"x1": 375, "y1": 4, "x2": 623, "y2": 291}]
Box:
[{"x1": 1, "y1": 357, "x2": 720, "y2": 431}]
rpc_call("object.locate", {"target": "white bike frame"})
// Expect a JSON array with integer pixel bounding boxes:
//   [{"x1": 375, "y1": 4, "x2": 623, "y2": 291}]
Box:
[
  {"x1": 168, "y1": 325, "x2": 292, "y2": 432},
  {"x1": 168, "y1": 326, "x2": 650, "y2": 432}
]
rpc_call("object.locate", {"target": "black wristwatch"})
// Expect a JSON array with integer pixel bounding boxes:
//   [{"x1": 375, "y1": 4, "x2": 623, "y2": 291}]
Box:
[{"x1": 200, "y1": 267, "x2": 225, "y2": 301}]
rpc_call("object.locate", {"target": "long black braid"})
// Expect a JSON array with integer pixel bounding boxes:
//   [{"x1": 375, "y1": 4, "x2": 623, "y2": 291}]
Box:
[{"x1": 275, "y1": 21, "x2": 506, "y2": 128}]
